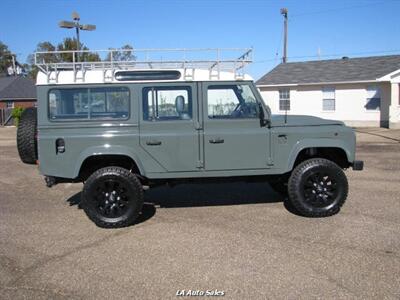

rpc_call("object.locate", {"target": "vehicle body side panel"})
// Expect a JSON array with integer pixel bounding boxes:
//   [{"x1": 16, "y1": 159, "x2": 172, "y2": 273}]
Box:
[
  {"x1": 138, "y1": 82, "x2": 201, "y2": 172},
  {"x1": 270, "y1": 125, "x2": 356, "y2": 173},
  {"x1": 36, "y1": 82, "x2": 358, "y2": 181},
  {"x1": 201, "y1": 81, "x2": 271, "y2": 171},
  {"x1": 37, "y1": 85, "x2": 162, "y2": 178}
]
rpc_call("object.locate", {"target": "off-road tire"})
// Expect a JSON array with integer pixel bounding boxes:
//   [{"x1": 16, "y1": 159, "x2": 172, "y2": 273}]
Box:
[
  {"x1": 288, "y1": 158, "x2": 348, "y2": 217},
  {"x1": 81, "y1": 167, "x2": 144, "y2": 228},
  {"x1": 17, "y1": 107, "x2": 38, "y2": 164}
]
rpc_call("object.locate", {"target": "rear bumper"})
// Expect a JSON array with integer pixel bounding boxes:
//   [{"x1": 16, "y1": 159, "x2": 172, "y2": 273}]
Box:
[{"x1": 352, "y1": 160, "x2": 364, "y2": 171}]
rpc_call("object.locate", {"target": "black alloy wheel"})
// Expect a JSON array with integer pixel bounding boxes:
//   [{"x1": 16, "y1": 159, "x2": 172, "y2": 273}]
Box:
[
  {"x1": 81, "y1": 167, "x2": 144, "y2": 228},
  {"x1": 287, "y1": 158, "x2": 348, "y2": 217},
  {"x1": 302, "y1": 172, "x2": 338, "y2": 210},
  {"x1": 92, "y1": 178, "x2": 131, "y2": 218}
]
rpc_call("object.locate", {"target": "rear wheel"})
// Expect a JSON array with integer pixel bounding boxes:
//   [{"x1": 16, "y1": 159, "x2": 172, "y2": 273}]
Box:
[
  {"x1": 17, "y1": 107, "x2": 38, "y2": 164},
  {"x1": 81, "y1": 167, "x2": 144, "y2": 228},
  {"x1": 287, "y1": 158, "x2": 348, "y2": 217}
]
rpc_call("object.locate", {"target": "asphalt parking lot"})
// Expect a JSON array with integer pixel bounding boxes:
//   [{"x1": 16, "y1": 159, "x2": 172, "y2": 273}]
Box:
[{"x1": 0, "y1": 126, "x2": 399, "y2": 299}]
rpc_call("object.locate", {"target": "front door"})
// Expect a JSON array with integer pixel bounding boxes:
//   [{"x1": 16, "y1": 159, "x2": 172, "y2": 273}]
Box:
[
  {"x1": 201, "y1": 82, "x2": 270, "y2": 171},
  {"x1": 139, "y1": 83, "x2": 200, "y2": 172}
]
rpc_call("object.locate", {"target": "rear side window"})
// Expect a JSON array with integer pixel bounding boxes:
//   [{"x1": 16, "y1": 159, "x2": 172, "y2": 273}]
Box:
[
  {"x1": 48, "y1": 87, "x2": 130, "y2": 120},
  {"x1": 142, "y1": 86, "x2": 192, "y2": 121}
]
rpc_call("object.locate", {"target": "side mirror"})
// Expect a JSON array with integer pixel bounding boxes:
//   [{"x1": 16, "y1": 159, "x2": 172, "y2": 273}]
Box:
[
  {"x1": 258, "y1": 102, "x2": 268, "y2": 127},
  {"x1": 260, "y1": 118, "x2": 269, "y2": 127}
]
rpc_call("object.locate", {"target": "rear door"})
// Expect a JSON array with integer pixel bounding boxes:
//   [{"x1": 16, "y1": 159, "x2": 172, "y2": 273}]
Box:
[
  {"x1": 139, "y1": 83, "x2": 200, "y2": 172},
  {"x1": 201, "y1": 82, "x2": 270, "y2": 171}
]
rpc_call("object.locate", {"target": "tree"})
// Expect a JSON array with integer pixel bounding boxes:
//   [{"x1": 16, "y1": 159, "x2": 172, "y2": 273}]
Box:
[
  {"x1": 27, "y1": 38, "x2": 101, "y2": 79},
  {"x1": 105, "y1": 44, "x2": 135, "y2": 62},
  {"x1": 0, "y1": 41, "x2": 13, "y2": 75},
  {"x1": 30, "y1": 38, "x2": 101, "y2": 64},
  {"x1": 27, "y1": 41, "x2": 57, "y2": 79},
  {"x1": 0, "y1": 41, "x2": 27, "y2": 76},
  {"x1": 56, "y1": 38, "x2": 101, "y2": 62}
]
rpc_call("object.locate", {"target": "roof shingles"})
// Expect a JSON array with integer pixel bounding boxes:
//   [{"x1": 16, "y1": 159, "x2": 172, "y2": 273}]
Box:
[
  {"x1": 0, "y1": 77, "x2": 36, "y2": 100},
  {"x1": 256, "y1": 55, "x2": 400, "y2": 86}
]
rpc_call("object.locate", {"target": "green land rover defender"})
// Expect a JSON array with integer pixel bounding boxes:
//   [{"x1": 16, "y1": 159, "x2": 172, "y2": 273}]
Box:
[{"x1": 16, "y1": 48, "x2": 363, "y2": 228}]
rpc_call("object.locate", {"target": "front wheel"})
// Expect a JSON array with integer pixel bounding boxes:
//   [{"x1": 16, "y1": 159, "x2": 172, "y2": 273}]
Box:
[
  {"x1": 81, "y1": 167, "x2": 144, "y2": 228},
  {"x1": 287, "y1": 158, "x2": 348, "y2": 217}
]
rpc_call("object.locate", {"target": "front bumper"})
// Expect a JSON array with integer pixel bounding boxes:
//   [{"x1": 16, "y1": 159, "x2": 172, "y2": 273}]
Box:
[{"x1": 352, "y1": 160, "x2": 364, "y2": 171}]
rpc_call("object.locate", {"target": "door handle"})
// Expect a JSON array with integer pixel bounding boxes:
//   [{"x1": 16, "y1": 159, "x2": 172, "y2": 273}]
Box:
[
  {"x1": 56, "y1": 138, "x2": 65, "y2": 154},
  {"x1": 146, "y1": 140, "x2": 162, "y2": 146},
  {"x1": 209, "y1": 138, "x2": 224, "y2": 144}
]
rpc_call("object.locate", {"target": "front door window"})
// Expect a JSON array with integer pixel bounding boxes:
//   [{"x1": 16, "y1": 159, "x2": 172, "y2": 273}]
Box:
[{"x1": 207, "y1": 84, "x2": 258, "y2": 119}]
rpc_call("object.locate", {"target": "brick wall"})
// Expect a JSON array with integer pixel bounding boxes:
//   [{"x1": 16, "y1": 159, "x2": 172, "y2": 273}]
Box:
[{"x1": 0, "y1": 99, "x2": 36, "y2": 109}]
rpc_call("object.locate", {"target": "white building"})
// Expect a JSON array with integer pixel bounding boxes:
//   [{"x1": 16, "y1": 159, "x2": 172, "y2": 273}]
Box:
[{"x1": 256, "y1": 55, "x2": 400, "y2": 128}]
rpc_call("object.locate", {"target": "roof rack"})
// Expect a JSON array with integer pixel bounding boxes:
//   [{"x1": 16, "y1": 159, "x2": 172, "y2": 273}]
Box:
[{"x1": 34, "y1": 48, "x2": 253, "y2": 83}]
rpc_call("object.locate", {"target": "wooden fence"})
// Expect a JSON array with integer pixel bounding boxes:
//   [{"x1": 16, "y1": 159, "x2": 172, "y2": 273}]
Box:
[{"x1": 0, "y1": 108, "x2": 14, "y2": 126}]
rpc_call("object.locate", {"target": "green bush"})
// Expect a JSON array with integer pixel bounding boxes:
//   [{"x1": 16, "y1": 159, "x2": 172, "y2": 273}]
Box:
[{"x1": 11, "y1": 107, "x2": 25, "y2": 127}]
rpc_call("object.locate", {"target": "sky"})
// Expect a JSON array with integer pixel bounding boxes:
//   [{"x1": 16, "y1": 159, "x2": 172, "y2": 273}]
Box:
[{"x1": 1, "y1": 0, "x2": 400, "y2": 80}]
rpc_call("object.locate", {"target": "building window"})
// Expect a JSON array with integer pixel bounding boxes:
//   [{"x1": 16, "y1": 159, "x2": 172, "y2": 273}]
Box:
[
  {"x1": 322, "y1": 87, "x2": 335, "y2": 111},
  {"x1": 279, "y1": 89, "x2": 290, "y2": 111},
  {"x1": 48, "y1": 87, "x2": 130, "y2": 120},
  {"x1": 6, "y1": 101, "x2": 14, "y2": 108},
  {"x1": 142, "y1": 86, "x2": 192, "y2": 121},
  {"x1": 365, "y1": 86, "x2": 381, "y2": 111}
]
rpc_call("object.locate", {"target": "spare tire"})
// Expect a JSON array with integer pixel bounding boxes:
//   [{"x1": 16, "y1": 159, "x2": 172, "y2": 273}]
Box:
[{"x1": 17, "y1": 107, "x2": 38, "y2": 164}]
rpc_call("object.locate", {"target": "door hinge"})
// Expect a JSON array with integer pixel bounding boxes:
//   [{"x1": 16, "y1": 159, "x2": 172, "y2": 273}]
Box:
[
  {"x1": 267, "y1": 157, "x2": 274, "y2": 166},
  {"x1": 196, "y1": 160, "x2": 204, "y2": 168},
  {"x1": 194, "y1": 121, "x2": 202, "y2": 130}
]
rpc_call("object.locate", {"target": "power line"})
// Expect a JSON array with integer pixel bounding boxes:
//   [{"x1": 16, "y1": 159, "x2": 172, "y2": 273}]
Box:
[{"x1": 253, "y1": 49, "x2": 400, "y2": 64}]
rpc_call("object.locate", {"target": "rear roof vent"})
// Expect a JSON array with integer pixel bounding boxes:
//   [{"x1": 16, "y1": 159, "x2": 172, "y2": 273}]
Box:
[{"x1": 115, "y1": 70, "x2": 181, "y2": 81}]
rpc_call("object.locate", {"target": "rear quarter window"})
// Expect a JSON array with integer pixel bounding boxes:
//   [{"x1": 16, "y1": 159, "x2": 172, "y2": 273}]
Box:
[{"x1": 48, "y1": 87, "x2": 130, "y2": 120}]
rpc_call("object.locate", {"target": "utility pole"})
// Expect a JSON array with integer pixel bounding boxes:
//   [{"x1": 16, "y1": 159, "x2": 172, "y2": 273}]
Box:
[
  {"x1": 280, "y1": 8, "x2": 288, "y2": 63},
  {"x1": 11, "y1": 54, "x2": 16, "y2": 75},
  {"x1": 73, "y1": 12, "x2": 81, "y2": 54},
  {"x1": 59, "y1": 12, "x2": 96, "y2": 62}
]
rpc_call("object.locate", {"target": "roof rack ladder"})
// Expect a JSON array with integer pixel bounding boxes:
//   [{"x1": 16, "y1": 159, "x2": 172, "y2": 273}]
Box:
[
  {"x1": 72, "y1": 52, "x2": 77, "y2": 83},
  {"x1": 209, "y1": 68, "x2": 219, "y2": 80},
  {"x1": 73, "y1": 63, "x2": 87, "y2": 83},
  {"x1": 46, "y1": 65, "x2": 59, "y2": 84},
  {"x1": 234, "y1": 49, "x2": 252, "y2": 80},
  {"x1": 234, "y1": 61, "x2": 245, "y2": 80},
  {"x1": 45, "y1": 65, "x2": 50, "y2": 84},
  {"x1": 102, "y1": 63, "x2": 113, "y2": 83},
  {"x1": 184, "y1": 68, "x2": 194, "y2": 81},
  {"x1": 209, "y1": 61, "x2": 220, "y2": 80},
  {"x1": 209, "y1": 48, "x2": 222, "y2": 80}
]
